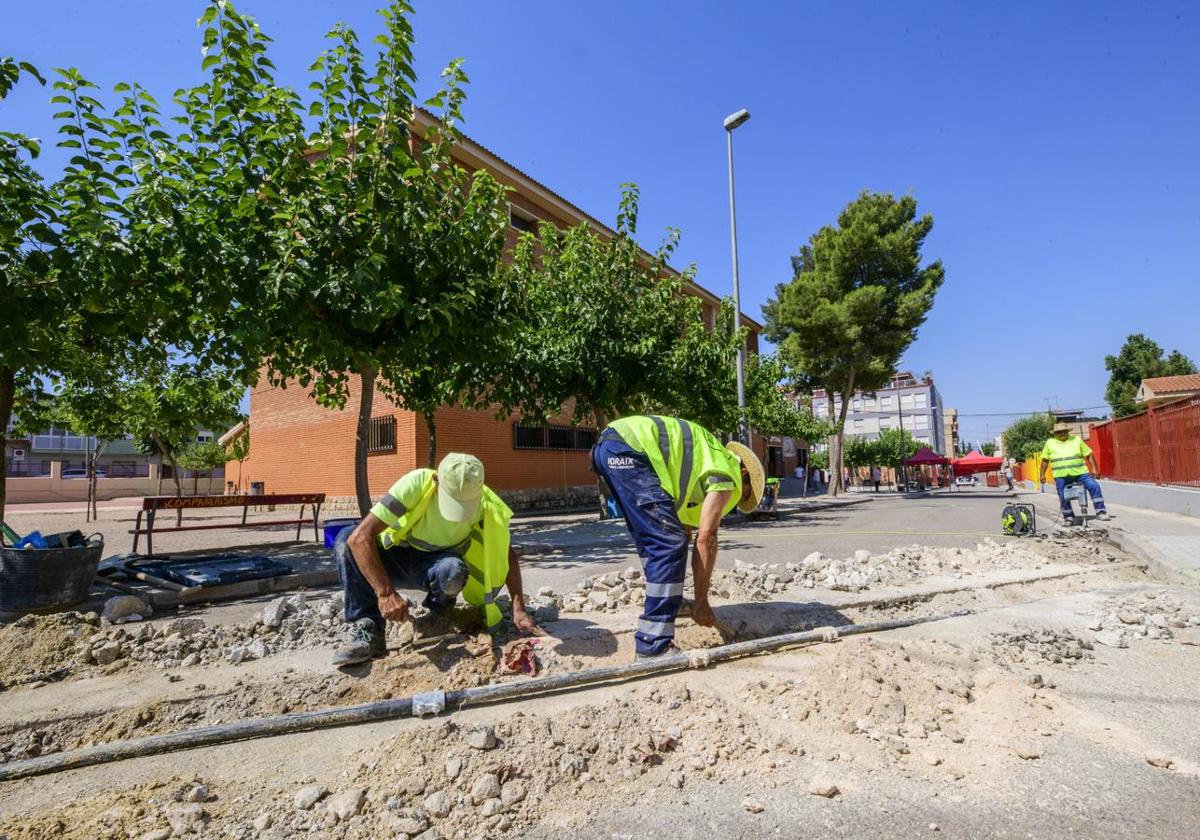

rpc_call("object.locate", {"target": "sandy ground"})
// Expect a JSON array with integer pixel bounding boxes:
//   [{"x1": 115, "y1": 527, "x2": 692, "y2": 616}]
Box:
[{"x1": 2, "y1": 491, "x2": 1199, "y2": 838}]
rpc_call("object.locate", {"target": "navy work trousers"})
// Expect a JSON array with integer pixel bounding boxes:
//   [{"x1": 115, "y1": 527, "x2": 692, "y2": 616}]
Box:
[
  {"x1": 592, "y1": 435, "x2": 688, "y2": 656},
  {"x1": 1054, "y1": 473, "x2": 1107, "y2": 518},
  {"x1": 334, "y1": 525, "x2": 468, "y2": 629}
]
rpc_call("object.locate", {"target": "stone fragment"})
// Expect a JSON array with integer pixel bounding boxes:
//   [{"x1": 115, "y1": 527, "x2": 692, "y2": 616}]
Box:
[
  {"x1": 252, "y1": 812, "x2": 273, "y2": 831},
  {"x1": 261, "y1": 597, "x2": 289, "y2": 628},
  {"x1": 1145, "y1": 753, "x2": 1174, "y2": 769},
  {"x1": 102, "y1": 595, "x2": 151, "y2": 622},
  {"x1": 247, "y1": 639, "x2": 269, "y2": 660},
  {"x1": 390, "y1": 810, "x2": 429, "y2": 834},
  {"x1": 1013, "y1": 742, "x2": 1042, "y2": 760},
  {"x1": 163, "y1": 617, "x2": 206, "y2": 637},
  {"x1": 227, "y1": 645, "x2": 251, "y2": 665},
  {"x1": 328, "y1": 787, "x2": 366, "y2": 821},
  {"x1": 423, "y1": 790, "x2": 452, "y2": 818},
  {"x1": 180, "y1": 653, "x2": 200, "y2": 668},
  {"x1": 1093, "y1": 629, "x2": 1128, "y2": 648},
  {"x1": 940, "y1": 724, "x2": 965, "y2": 744},
  {"x1": 741, "y1": 796, "x2": 764, "y2": 813},
  {"x1": 807, "y1": 777, "x2": 840, "y2": 797},
  {"x1": 480, "y1": 797, "x2": 504, "y2": 817},
  {"x1": 464, "y1": 725, "x2": 497, "y2": 750},
  {"x1": 167, "y1": 803, "x2": 207, "y2": 834},
  {"x1": 445, "y1": 756, "x2": 462, "y2": 780},
  {"x1": 669, "y1": 772, "x2": 684, "y2": 789},
  {"x1": 93, "y1": 641, "x2": 123, "y2": 665},
  {"x1": 500, "y1": 781, "x2": 527, "y2": 807},
  {"x1": 469, "y1": 773, "x2": 501, "y2": 805},
  {"x1": 184, "y1": 783, "x2": 210, "y2": 802},
  {"x1": 854, "y1": 549, "x2": 872, "y2": 564},
  {"x1": 294, "y1": 784, "x2": 327, "y2": 810},
  {"x1": 536, "y1": 586, "x2": 556, "y2": 598},
  {"x1": 140, "y1": 829, "x2": 171, "y2": 840}
]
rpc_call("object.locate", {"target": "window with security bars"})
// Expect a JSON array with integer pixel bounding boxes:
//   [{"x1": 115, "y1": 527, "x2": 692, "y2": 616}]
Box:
[
  {"x1": 368, "y1": 415, "x2": 397, "y2": 454},
  {"x1": 513, "y1": 422, "x2": 597, "y2": 451}
]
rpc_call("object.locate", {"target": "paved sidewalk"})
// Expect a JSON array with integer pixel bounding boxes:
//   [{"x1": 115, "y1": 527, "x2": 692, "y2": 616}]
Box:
[{"x1": 1020, "y1": 484, "x2": 1200, "y2": 583}]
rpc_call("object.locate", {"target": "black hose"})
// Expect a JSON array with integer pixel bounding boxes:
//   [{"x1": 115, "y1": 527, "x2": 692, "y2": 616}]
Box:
[{"x1": 0, "y1": 609, "x2": 970, "y2": 782}]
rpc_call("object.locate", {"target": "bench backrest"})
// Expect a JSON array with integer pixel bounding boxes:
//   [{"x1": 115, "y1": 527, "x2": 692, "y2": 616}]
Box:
[{"x1": 141, "y1": 493, "x2": 325, "y2": 511}]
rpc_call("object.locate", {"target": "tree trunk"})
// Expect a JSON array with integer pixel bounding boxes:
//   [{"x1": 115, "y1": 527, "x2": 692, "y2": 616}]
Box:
[
  {"x1": 152, "y1": 433, "x2": 184, "y2": 526},
  {"x1": 0, "y1": 366, "x2": 13, "y2": 525},
  {"x1": 826, "y1": 373, "x2": 855, "y2": 498},
  {"x1": 354, "y1": 366, "x2": 376, "y2": 517},
  {"x1": 425, "y1": 412, "x2": 437, "y2": 468},
  {"x1": 88, "y1": 440, "x2": 108, "y2": 522},
  {"x1": 156, "y1": 454, "x2": 164, "y2": 496}
]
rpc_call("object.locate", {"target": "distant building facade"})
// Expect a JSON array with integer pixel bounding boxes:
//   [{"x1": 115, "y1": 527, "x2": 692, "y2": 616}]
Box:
[
  {"x1": 811, "y1": 372, "x2": 947, "y2": 454},
  {"x1": 1135, "y1": 374, "x2": 1200, "y2": 407},
  {"x1": 943, "y1": 407, "x2": 959, "y2": 455}
]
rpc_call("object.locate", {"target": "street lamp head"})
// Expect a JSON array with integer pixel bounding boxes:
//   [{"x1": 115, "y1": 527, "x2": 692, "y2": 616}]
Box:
[{"x1": 723, "y1": 108, "x2": 751, "y2": 131}]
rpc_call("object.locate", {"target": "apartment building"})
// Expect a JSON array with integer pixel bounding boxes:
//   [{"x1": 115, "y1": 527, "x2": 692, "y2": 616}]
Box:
[
  {"x1": 811, "y1": 372, "x2": 947, "y2": 454},
  {"x1": 242, "y1": 114, "x2": 766, "y2": 510},
  {"x1": 943, "y1": 407, "x2": 960, "y2": 455}
]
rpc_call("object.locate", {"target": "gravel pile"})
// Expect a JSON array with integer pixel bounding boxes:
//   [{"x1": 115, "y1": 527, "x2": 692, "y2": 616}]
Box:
[
  {"x1": 1087, "y1": 591, "x2": 1200, "y2": 648},
  {"x1": 987, "y1": 626, "x2": 1094, "y2": 666},
  {"x1": 556, "y1": 567, "x2": 646, "y2": 614}
]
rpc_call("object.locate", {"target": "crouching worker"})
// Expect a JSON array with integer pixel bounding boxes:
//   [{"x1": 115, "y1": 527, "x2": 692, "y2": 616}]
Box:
[
  {"x1": 592, "y1": 416, "x2": 764, "y2": 659},
  {"x1": 332, "y1": 453, "x2": 544, "y2": 667}
]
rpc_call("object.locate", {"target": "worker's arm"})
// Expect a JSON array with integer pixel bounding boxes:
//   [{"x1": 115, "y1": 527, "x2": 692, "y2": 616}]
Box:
[
  {"x1": 505, "y1": 548, "x2": 546, "y2": 636},
  {"x1": 1086, "y1": 454, "x2": 1100, "y2": 475},
  {"x1": 690, "y1": 489, "x2": 732, "y2": 628},
  {"x1": 347, "y1": 514, "x2": 409, "y2": 623}
]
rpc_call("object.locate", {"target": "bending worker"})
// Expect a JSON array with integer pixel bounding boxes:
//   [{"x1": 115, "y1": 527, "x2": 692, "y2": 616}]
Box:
[
  {"x1": 1041, "y1": 422, "x2": 1111, "y2": 525},
  {"x1": 592, "y1": 415, "x2": 765, "y2": 659},
  {"x1": 332, "y1": 453, "x2": 543, "y2": 667}
]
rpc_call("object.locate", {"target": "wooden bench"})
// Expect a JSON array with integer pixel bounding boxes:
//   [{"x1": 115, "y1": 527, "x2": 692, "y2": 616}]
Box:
[{"x1": 130, "y1": 493, "x2": 326, "y2": 556}]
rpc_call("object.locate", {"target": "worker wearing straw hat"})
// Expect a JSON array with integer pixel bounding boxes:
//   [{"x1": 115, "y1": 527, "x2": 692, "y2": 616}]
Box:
[
  {"x1": 1041, "y1": 422, "x2": 1111, "y2": 524},
  {"x1": 592, "y1": 416, "x2": 765, "y2": 659}
]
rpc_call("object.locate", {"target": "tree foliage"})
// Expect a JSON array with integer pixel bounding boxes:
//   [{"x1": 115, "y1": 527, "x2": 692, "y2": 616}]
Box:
[
  {"x1": 1104, "y1": 333, "x2": 1197, "y2": 418},
  {"x1": 1002, "y1": 413, "x2": 1054, "y2": 463},
  {"x1": 764, "y1": 192, "x2": 944, "y2": 496},
  {"x1": 980, "y1": 442, "x2": 997, "y2": 457},
  {"x1": 509, "y1": 185, "x2": 736, "y2": 432}
]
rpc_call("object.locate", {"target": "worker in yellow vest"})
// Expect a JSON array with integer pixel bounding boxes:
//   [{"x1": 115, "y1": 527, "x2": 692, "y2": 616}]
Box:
[
  {"x1": 332, "y1": 453, "x2": 543, "y2": 667},
  {"x1": 592, "y1": 416, "x2": 765, "y2": 659},
  {"x1": 1040, "y1": 423, "x2": 1111, "y2": 525}
]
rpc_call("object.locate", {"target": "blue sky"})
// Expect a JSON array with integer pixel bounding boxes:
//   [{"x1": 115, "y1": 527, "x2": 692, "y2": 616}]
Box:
[{"x1": 5, "y1": 1, "x2": 1197, "y2": 445}]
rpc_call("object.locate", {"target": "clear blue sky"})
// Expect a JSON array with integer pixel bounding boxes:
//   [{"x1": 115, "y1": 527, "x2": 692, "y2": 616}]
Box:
[{"x1": 5, "y1": 1, "x2": 1197, "y2": 445}]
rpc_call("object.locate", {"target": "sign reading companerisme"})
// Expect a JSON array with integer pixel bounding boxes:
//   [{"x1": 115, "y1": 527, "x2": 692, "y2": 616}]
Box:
[{"x1": 142, "y1": 494, "x2": 324, "y2": 510}]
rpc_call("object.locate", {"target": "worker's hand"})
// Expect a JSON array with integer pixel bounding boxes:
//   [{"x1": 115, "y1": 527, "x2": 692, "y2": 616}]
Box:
[
  {"x1": 691, "y1": 600, "x2": 717, "y2": 628},
  {"x1": 512, "y1": 608, "x2": 547, "y2": 637},
  {"x1": 378, "y1": 591, "x2": 409, "y2": 623}
]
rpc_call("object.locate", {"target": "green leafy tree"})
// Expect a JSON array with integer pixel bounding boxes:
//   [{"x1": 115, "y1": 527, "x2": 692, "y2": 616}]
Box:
[
  {"x1": 980, "y1": 442, "x2": 997, "y2": 457},
  {"x1": 0, "y1": 58, "x2": 71, "y2": 522},
  {"x1": 265, "y1": 5, "x2": 511, "y2": 513},
  {"x1": 844, "y1": 436, "x2": 876, "y2": 469},
  {"x1": 177, "y1": 440, "x2": 232, "y2": 495},
  {"x1": 1001, "y1": 413, "x2": 1054, "y2": 463},
  {"x1": 764, "y1": 191, "x2": 944, "y2": 496},
  {"x1": 1104, "y1": 333, "x2": 1197, "y2": 417},
  {"x1": 875, "y1": 427, "x2": 920, "y2": 466},
  {"x1": 509, "y1": 185, "x2": 732, "y2": 431}
]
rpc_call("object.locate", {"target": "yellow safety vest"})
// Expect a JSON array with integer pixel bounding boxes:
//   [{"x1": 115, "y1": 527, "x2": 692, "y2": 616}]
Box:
[
  {"x1": 606, "y1": 415, "x2": 742, "y2": 527},
  {"x1": 1042, "y1": 436, "x2": 1090, "y2": 478},
  {"x1": 379, "y1": 474, "x2": 511, "y2": 628}
]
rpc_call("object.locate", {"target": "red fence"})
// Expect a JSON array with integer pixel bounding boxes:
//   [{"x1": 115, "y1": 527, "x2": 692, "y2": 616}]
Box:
[{"x1": 1089, "y1": 396, "x2": 1200, "y2": 488}]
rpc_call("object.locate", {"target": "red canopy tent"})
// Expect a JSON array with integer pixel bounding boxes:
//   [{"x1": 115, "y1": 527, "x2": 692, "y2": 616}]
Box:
[
  {"x1": 903, "y1": 447, "x2": 950, "y2": 466},
  {"x1": 952, "y1": 450, "x2": 1005, "y2": 475}
]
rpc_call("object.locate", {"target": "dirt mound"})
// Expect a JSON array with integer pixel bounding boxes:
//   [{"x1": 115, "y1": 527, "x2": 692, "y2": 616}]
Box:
[{"x1": 0, "y1": 613, "x2": 98, "y2": 690}]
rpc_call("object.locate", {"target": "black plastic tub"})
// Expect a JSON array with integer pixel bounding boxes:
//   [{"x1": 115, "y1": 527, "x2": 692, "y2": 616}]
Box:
[{"x1": 0, "y1": 535, "x2": 104, "y2": 613}]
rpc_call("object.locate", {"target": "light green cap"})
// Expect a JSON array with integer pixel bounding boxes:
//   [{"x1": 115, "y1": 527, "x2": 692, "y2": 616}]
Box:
[{"x1": 437, "y1": 453, "x2": 485, "y2": 523}]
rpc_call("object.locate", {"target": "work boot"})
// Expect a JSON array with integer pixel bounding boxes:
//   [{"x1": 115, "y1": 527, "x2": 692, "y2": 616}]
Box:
[
  {"x1": 635, "y1": 642, "x2": 683, "y2": 661},
  {"x1": 1096, "y1": 511, "x2": 1112, "y2": 522},
  {"x1": 332, "y1": 618, "x2": 386, "y2": 667},
  {"x1": 411, "y1": 607, "x2": 459, "y2": 642}
]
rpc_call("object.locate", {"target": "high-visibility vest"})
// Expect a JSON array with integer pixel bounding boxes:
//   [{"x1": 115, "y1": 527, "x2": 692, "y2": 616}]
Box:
[
  {"x1": 606, "y1": 415, "x2": 742, "y2": 527},
  {"x1": 1042, "y1": 436, "x2": 1090, "y2": 478},
  {"x1": 379, "y1": 473, "x2": 510, "y2": 628}
]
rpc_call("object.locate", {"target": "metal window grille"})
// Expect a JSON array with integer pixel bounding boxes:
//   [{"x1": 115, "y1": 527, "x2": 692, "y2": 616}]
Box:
[
  {"x1": 513, "y1": 422, "x2": 597, "y2": 452},
  {"x1": 368, "y1": 415, "x2": 397, "y2": 454}
]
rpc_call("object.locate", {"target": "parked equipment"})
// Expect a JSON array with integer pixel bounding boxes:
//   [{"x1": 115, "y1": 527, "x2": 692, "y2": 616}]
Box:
[
  {"x1": 748, "y1": 477, "x2": 781, "y2": 520},
  {"x1": 1001, "y1": 503, "x2": 1036, "y2": 536}
]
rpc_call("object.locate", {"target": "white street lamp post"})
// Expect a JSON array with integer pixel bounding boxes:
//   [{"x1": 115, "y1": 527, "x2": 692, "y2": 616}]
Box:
[{"x1": 724, "y1": 108, "x2": 751, "y2": 444}]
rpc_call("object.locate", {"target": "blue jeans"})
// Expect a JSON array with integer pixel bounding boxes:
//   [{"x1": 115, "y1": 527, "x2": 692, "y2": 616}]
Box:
[
  {"x1": 1054, "y1": 473, "x2": 1107, "y2": 517},
  {"x1": 334, "y1": 525, "x2": 468, "y2": 628},
  {"x1": 593, "y1": 434, "x2": 687, "y2": 656}
]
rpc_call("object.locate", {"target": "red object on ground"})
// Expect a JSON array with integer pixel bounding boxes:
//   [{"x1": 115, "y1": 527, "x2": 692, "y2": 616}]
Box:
[
  {"x1": 952, "y1": 451, "x2": 1004, "y2": 475},
  {"x1": 903, "y1": 447, "x2": 950, "y2": 466},
  {"x1": 500, "y1": 638, "x2": 540, "y2": 676}
]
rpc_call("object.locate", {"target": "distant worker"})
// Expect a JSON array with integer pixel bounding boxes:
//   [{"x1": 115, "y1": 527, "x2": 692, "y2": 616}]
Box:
[
  {"x1": 331, "y1": 453, "x2": 543, "y2": 667},
  {"x1": 871, "y1": 465, "x2": 882, "y2": 492},
  {"x1": 1003, "y1": 462, "x2": 1015, "y2": 492},
  {"x1": 1041, "y1": 423, "x2": 1111, "y2": 524},
  {"x1": 592, "y1": 416, "x2": 765, "y2": 659}
]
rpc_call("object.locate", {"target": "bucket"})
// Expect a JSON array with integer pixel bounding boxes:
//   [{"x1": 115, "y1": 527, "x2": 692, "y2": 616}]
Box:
[
  {"x1": 322, "y1": 518, "x2": 359, "y2": 549},
  {"x1": 0, "y1": 533, "x2": 104, "y2": 613}
]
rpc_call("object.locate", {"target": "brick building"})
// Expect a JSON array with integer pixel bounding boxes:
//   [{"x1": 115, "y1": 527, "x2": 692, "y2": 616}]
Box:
[{"x1": 243, "y1": 113, "x2": 765, "y2": 510}]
